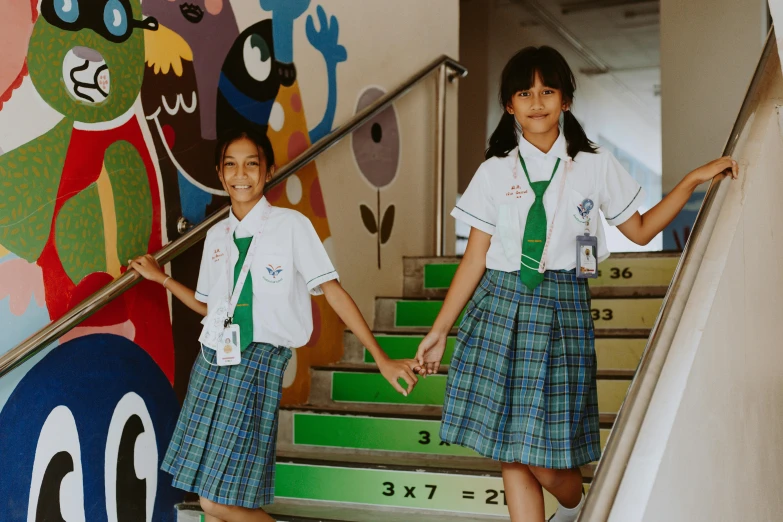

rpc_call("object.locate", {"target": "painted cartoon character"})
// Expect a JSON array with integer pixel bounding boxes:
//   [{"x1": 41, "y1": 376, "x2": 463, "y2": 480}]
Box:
[
  {"x1": 140, "y1": 0, "x2": 242, "y2": 233},
  {"x1": 0, "y1": 334, "x2": 182, "y2": 520},
  {"x1": 143, "y1": 0, "x2": 239, "y2": 141},
  {"x1": 217, "y1": 20, "x2": 282, "y2": 138},
  {"x1": 0, "y1": 0, "x2": 175, "y2": 381},
  {"x1": 142, "y1": 24, "x2": 226, "y2": 237}
]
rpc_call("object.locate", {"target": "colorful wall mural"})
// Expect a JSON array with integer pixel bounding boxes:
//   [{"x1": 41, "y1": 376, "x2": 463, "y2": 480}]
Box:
[
  {"x1": 0, "y1": 0, "x2": 460, "y2": 516},
  {"x1": 0, "y1": 0, "x2": 350, "y2": 517}
]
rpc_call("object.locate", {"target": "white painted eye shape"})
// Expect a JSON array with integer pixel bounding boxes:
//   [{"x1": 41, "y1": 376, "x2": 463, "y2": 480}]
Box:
[
  {"x1": 105, "y1": 392, "x2": 158, "y2": 522},
  {"x1": 243, "y1": 33, "x2": 272, "y2": 82},
  {"x1": 28, "y1": 406, "x2": 86, "y2": 522}
]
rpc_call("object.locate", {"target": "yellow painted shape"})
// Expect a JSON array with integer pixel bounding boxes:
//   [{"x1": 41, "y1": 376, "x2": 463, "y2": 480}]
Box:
[
  {"x1": 597, "y1": 379, "x2": 631, "y2": 413},
  {"x1": 96, "y1": 164, "x2": 121, "y2": 278},
  {"x1": 268, "y1": 81, "x2": 310, "y2": 165},
  {"x1": 592, "y1": 256, "x2": 679, "y2": 287},
  {"x1": 591, "y1": 298, "x2": 662, "y2": 329},
  {"x1": 144, "y1": 23, "x2": 193, "y2": 76},
  {"x1": 0, "y1": 244, "x2": 8, "y2": 257},
  {"x1": 595, "y1": 338, "x2": 646, "y2": 370}
]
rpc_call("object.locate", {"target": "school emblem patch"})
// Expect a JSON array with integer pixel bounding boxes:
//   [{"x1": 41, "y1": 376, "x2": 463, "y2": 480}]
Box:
[
  {"x1": 577, "y1": 199, "x2": 594, "y2": 219},
  {"x1": 263, "y1": 265, "x2": 284, "y2": 284}
]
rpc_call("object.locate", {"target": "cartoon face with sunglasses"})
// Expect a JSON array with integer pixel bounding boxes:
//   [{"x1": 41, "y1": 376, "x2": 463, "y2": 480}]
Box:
[{"x1": 29, "y1": 0, "x2": 157, "y2": 119}]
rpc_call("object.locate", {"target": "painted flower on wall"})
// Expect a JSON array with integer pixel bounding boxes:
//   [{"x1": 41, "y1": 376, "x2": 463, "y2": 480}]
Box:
[{"x1": 352, "y1": 86, "x2": 400, "y2": 268}]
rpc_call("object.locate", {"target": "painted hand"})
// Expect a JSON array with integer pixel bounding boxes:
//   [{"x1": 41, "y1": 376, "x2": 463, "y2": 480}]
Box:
[
  {"x1": 306, "y1": 5, "x2": 347, "y2": 66},
  {"x1": 258, "y1": 0, "x2": 310, "y2": 20}
]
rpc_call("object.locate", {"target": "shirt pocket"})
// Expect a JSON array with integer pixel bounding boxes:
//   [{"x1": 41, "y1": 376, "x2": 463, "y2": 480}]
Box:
[
  {"x1": 253, "y1": 254, "x2": 291, "y2": 295},
  {"x1": 567, "y1": 188, "x2": 599, "y2": 235}
]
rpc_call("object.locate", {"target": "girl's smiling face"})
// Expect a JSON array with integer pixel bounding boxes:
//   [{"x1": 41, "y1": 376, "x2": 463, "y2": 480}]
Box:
[
  {"x1": 217, "y1": 137, "x2": 274, "y2": 210},
  {"x1": 507, "y1": 71, "x2": 567, "y2": 138}
]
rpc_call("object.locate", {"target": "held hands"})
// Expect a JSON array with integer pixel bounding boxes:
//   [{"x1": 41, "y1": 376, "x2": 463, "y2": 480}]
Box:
[
  {"x1": 377, "y1": 356, "x2": 421, "y2": 397},
  {"x1": 128, "y1": 254, "x2": 166, "y2": 285},
  {"x1": 415, "y1": 330, "x2": 448, "y2": 376},
  {"x1": 687, "y1": 156, "x2": 739, "y2": 186}
]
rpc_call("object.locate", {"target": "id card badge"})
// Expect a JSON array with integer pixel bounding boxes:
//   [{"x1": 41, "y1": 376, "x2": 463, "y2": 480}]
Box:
[
  {"x1": 198, "y1": 299, "x2": 230, "y2": 350},
  {"x1": 216, "y1": 324, "x2": 242, "y2": 366},
  {"x1": 576, "y1": 233, "x2": 598, "y2": 279}
]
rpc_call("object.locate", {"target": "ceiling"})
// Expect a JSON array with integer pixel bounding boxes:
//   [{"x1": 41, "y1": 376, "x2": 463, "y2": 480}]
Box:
[{"x1": 503, "y1": 0, "x2": 661, "y2": 120}]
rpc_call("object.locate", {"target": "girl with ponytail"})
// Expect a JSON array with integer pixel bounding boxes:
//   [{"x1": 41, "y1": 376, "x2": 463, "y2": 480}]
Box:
[{"x1": 417, "y1": 45, "x2": 738, "y2": 522}]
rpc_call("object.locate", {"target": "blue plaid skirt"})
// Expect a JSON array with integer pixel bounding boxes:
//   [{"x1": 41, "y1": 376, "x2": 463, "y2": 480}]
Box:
[
  {"x1": 440, "y1": 269, "x2": 601, "y2": 468},
  {"x1": 161, "y1": 342, "x2": 292, "y2": 507}
]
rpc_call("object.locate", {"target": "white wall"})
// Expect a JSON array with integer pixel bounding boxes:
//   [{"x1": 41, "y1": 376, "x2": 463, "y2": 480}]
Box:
[
  {"x1": 609, "y1": 47, "x2": 783, "y2": 522},
  {"x1": 660, "y1": 0, "x2": 767, "y2": 194}
]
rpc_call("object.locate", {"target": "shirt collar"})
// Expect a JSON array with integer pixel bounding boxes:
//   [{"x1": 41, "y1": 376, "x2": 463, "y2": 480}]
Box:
[
  {"x1": 226, "y1": 197, "x2": 270, "y2": 237},
  {"x1": 517, "y1": 130, "x2": 568, "y2": 162}
]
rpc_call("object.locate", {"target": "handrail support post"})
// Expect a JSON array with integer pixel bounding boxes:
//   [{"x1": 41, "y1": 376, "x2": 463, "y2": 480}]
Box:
[{"x1": 434, "y1": 63, "x2": 448, "y2": 257}]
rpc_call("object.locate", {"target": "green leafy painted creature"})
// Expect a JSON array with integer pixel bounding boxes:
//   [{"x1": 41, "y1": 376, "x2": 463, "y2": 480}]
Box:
[{"x1": 0, "y1": 0, "x2": 174, "y2": 379}]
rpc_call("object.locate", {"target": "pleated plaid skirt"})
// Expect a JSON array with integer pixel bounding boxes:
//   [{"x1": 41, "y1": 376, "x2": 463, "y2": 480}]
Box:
[
  {"x1": 440, "y1": 269, "x2": 601, "y2": 469},
  {"x1": 161, "y1": 342, "x2": 292, "y2": 507}
]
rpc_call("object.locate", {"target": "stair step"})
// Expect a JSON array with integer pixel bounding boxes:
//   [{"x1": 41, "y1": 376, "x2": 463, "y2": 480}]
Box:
[
  {"x1": 375, "y1": 297, "x2": 662, "y2": 331},
  {"x1": 177, "y1": 503, "x2": 345, "y2": 522},
  {"x1": 403, "y1": 253, "x2": 679, "y2": 299},
  {"x1": 278, "y1": 409, "x2": 611, "y2": 473},
  {"x1": 269, "y1": 459, "x2": 580, "y2": 519},
  {"x1": 344, "y1": 332, "x2": 646, "y2": 371},
  {"x1": 310, "y1": 366, "x2": 633, "y2": 413},
  {"x1": 282, "y1": 403, "x2": 618, "y2": 428}
]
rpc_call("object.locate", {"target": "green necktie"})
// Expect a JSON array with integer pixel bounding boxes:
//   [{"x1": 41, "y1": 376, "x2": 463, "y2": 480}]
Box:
[
  {"x1": 519, "y1": 152, "x2": 561, "y2": 290},
  {"x1": 233, "y1": 235, "x2": 254, "y2": 351}
]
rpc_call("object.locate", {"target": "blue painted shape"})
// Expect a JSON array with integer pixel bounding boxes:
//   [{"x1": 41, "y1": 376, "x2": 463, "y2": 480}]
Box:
[
  {"x1": 218, "y1": 72, "x2": 276, "y2": 126},
  {"x1": 0, "y1": 342, "x2": 57, "y2": 413},
  {"x1": 177, "y1": 171, "x2": 213, "y2": 225},
  {"x1": 0, "y1": 334, "x2": 183, "y2": 520},
  {"x1": 663, "y1": 190, "x2": 705, "y2": 250},
  {"x1": 258, "y1": 0, "x2": 310, "y2": 64}
]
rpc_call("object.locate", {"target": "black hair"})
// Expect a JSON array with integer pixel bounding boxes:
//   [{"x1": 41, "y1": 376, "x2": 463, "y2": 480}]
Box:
[
  {"x1": 485, "y1": 46, "x2": 598, "y2": 160},
  {"x1": 214, "y1": 127, "x2": 276, "y2": 171}
]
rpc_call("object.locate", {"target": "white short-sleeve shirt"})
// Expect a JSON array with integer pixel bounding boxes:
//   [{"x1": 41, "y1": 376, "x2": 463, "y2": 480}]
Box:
[
  {"x1": 452, "y1": 132, "x2": 645, "y2": 272},
  {"x1": 195, "y1": 197, "x2": 339, "y2": 348}
]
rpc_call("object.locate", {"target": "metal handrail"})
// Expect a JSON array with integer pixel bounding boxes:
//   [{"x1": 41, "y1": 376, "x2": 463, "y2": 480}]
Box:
[
  {"x1": 579, "y1": 29, "x2": 775, "y2": 521},
  {"x1": 0, "y1": 55, "x2": 467, "y2": 379}
]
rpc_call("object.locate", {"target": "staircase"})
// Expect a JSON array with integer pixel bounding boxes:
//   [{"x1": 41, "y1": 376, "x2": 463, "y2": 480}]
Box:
[{"x1": 176, "y1": 252, "x2": 678, "y2": 522}]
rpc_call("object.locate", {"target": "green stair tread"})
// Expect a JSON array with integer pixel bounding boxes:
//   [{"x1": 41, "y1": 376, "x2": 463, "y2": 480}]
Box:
[
  {"x1": 392, "y1": 297, "x2": 662, "y2": 330},
  {"x1": 283, "y1": 405, "x2": 618, "y2": 428},
  {"x1": 287, "y1": 411, "x2": 613, "y2": 466},
  {"x1": 326, "y1": 369, "x2": 631, "y2": 410},
  {"x1": 418, "y1": 254, "x2": 679, "y2": 290}
]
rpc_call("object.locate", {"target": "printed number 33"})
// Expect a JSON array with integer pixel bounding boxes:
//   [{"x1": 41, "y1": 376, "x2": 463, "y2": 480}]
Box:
[{"x1": 591, "y1": 309, "x2": 613, "y2": 321}]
